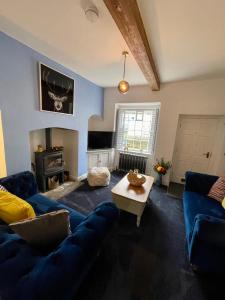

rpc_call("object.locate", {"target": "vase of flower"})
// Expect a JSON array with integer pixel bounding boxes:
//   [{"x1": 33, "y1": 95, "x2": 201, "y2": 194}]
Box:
[
  {"x1": 156, "y1": 173, "x2": 162, "y2": 186},
  {"x1": 153, "y1": 158, "x2": 171, "y2": 186}
]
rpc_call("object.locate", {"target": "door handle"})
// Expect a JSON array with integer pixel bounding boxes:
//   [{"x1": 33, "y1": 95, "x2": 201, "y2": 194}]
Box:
[{"x1": 203, "y1": 152, "x2": 210, "y2": 158}]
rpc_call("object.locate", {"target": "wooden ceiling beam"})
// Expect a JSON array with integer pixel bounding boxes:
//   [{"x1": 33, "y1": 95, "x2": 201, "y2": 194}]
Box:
[{"x1": 103, "y1": 0, "x2": 160, "y2": 91}]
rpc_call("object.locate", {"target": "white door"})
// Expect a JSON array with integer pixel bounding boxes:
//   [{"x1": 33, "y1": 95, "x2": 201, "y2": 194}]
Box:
[{"x1": 172, "y1": 117, "x2": 220, "y2": 183}]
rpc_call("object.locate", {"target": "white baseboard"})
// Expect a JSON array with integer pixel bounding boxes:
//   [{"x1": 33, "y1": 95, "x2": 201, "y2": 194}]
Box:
[
  {"x1": 76, "y1": 173, "x2": 87, "y2": 182},
  {"x1": 67, "y1": 175, "x2": 77, "y2": 182}
]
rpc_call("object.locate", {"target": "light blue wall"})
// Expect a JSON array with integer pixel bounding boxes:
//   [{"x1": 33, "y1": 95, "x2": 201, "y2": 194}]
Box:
[{"x1": 0, "y1": 32, "x2": 103, "y2": 176}]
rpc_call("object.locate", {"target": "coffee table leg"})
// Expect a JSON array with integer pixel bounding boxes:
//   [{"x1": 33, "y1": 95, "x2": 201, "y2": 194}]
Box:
[{"x1": 136, "y1": 215, "x2": 141, "y2": 227}]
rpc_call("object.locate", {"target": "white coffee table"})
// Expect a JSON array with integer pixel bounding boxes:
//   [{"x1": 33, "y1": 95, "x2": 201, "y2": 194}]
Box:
[{"x1": 111, "y1": 174, "x2": 154, "y2": 227}]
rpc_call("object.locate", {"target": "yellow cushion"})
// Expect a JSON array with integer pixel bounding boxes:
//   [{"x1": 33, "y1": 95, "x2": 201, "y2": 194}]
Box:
[
  {"x1": 222, "y1": 197, "x2": 225, "y2": 209},
  {"x1": 0, "y1": 191, "x2": 35, "y2": 224}
]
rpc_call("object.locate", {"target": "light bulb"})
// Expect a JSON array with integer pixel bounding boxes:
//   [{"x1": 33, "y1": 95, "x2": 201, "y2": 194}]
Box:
[{"x1": 118, "y1": 80, "x2": 129, "y2": 94}]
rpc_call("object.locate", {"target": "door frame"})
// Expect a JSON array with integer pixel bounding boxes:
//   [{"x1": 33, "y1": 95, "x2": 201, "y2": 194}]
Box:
[{"x1": 171, "y1": 114, "x2": 225, "y2": 183}]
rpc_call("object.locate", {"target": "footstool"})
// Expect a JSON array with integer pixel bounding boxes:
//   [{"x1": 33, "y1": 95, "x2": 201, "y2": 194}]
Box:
[{"x1": 87, "y1": 167, "x2": 111, "y2": 187}]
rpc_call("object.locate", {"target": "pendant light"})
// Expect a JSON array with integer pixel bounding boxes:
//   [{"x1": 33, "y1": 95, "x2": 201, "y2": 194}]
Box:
[{"x1": 118, "y1": 51, "x2": 129, "y2": 94}]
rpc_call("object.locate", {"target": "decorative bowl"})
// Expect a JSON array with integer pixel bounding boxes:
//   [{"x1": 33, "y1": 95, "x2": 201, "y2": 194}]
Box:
[{"x1": 127, "y1": 170, "x2": 146, "y2": 187}]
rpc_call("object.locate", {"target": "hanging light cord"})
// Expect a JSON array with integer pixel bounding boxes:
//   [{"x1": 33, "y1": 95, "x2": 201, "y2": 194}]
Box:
[{"x1": 123, "y1": 53, "x2": 127, "y2": 80}]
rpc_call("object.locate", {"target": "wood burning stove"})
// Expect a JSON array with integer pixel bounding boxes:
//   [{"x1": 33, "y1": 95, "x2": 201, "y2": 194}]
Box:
[
  {"x1": 44, "y1": 152, "x2": 64, "y2": 175},
  {"x1": 34, "y1": 128, "x2": 64, "y2": 192},
  {"x1": 35, "y1": 150, "x2": 64, "y2": 192}
]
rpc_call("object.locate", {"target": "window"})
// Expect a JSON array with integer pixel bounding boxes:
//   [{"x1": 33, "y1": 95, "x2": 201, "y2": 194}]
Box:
[{"x1": 116, "y1": 105, "x2": 159, "y2": 155}]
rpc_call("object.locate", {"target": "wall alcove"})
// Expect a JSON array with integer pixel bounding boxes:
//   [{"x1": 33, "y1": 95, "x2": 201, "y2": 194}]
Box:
[{"x1": 29, "y1": 127, "x2": 78, "y2": 180}]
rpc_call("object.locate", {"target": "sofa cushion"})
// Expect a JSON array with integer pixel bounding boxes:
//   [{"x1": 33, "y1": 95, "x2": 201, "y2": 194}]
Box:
[
  {"x1": 185, "y1": 171, "x2": 218, "y2": 195},
  {"x1": 9, "y1": 209, "x2": 71, "y2": 248},
  {"x1": 0, "y1": 171, "x2": 38, "y2": 200},
  {"x1": 0, "y1": 191, "x2": 36, "y2": 224},
  {"x1": 27, "y1": 194, "x2": 85, "y2": 231},
  {"x1": 0, "y1": 184, "x2": 7, "y2": 192},
  {"x1": 208, "y1": 176, "x2": 225, "y2": 202},
  {"x1": 183, "y1": 191, "x2": 225, "y2": 243}
]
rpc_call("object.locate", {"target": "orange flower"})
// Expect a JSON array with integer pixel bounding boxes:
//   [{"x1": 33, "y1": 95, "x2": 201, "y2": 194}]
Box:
[{"x1": 157, "y1": 166, "x2": 162, "y2": 172}]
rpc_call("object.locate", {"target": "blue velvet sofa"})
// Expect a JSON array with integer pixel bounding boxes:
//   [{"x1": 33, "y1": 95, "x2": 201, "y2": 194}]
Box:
[
  {"x1": 0, "y1": 171, "x2": 119, "y2": 300},
  {"x1": 183, "y1": 171, "x2": 225, "y2": 272}
]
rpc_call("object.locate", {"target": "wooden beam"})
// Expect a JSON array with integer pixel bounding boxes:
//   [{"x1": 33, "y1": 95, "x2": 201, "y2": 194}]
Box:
[{"x1": 103, "y1": 0, "x2": 160, "y2": 91}]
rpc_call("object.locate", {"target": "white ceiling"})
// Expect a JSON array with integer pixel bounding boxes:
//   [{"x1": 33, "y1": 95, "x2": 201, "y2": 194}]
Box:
[
  {"x1": 0, "y1": 0, "x2": 146, "y2": 87},
  {"x1": 1, "y1": 0, "x2": 225, "y2": 87},
  {"x1": 138, "y1": 0, "x2": 225, "y2": 82}
]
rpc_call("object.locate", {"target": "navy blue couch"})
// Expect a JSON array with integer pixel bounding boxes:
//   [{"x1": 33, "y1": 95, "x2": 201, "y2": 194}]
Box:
[
  {"x1": 0, "y1": 171, "x2": 119, "y2": 300},
  {"x1": 183, "y1": 171, "x2": 225, "y2": 272}
]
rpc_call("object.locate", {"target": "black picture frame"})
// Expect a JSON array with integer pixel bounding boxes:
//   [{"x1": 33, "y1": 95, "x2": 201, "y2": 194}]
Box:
[{"x1": 39, "y1": 63, "x2": 74, "y2": 115}]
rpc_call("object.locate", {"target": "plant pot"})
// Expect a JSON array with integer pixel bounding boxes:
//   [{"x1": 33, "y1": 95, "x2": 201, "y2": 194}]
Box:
[{"x1": 155, "y1": 173, "x2": 162, "y2": 186}]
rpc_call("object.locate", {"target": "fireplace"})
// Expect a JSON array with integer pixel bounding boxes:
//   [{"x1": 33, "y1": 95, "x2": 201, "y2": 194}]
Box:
[
  {"x1": 34, "y1": 128, "x2": 65, "y2": 192},
  {"x1": 43, "y1": 152, "x2": 64, "y2": 174},
  {"x1": 35, "y1": 150, "x2": 64, "y2": 192},
  {"x1": 30, "y1": 127, "x2": 78, "y2": 191}
]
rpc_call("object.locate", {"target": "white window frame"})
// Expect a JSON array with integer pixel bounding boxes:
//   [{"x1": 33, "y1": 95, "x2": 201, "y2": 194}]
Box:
[{"x1": 115, "y1": 103, "x2": 160, "y2": 156}]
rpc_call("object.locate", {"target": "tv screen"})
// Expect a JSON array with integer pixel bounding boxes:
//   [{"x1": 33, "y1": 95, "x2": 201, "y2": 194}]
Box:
[{"x1": 88, "y1": 131, "x2": 114, "y2": 149}]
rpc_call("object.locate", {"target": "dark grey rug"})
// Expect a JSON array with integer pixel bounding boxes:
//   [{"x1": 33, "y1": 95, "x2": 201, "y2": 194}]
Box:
[
  {"x1": 59, "y1": 172, "x2": 225, "y2": 300},
  {"x1": 59, "y1": 171, "x2": 120, "y2": 215}
]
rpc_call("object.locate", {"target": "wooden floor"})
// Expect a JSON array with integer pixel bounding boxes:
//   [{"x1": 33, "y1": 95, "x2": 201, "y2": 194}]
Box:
[{"x1": 167, "y1": 182, "x2": 184, "y2": 199}]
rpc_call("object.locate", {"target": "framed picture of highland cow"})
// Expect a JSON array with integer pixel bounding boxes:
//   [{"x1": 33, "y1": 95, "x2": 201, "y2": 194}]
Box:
[{"x1": 39, "y1": 63, "x2": 74, "y2": 115}]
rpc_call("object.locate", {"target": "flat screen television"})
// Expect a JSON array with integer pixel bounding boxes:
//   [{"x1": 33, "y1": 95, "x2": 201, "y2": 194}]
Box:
[{"x1": 88, "y1": 131, "x2": 114, "y2": 149}]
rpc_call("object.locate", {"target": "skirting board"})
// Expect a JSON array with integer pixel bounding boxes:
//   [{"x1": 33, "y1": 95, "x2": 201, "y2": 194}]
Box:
[{"x1": 76, "y1": 173, "x2": 87, "y2": 182}]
